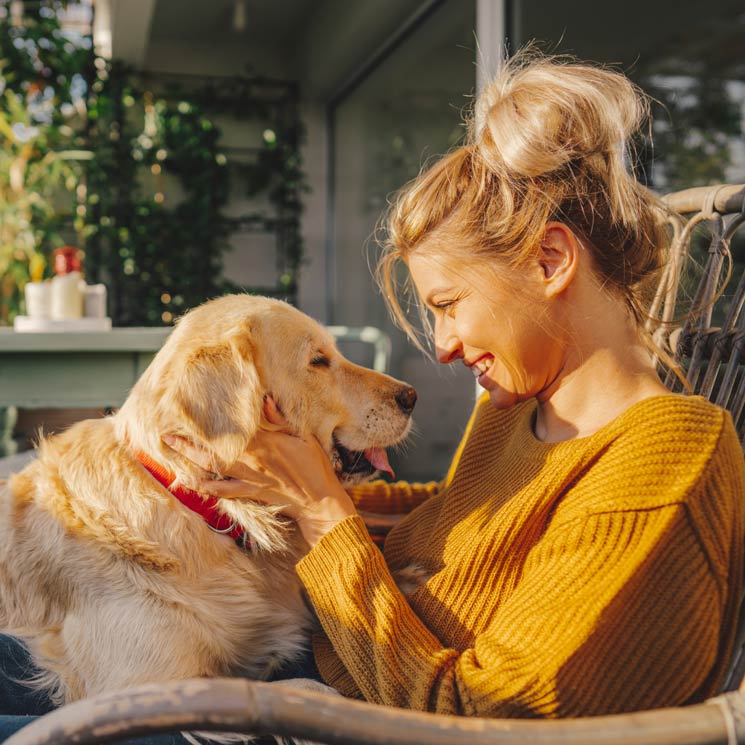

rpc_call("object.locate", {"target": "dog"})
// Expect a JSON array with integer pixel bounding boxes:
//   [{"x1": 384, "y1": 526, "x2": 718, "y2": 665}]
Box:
[{"x1": 0, "y1": 294, "x2": 416, "y2": 706}]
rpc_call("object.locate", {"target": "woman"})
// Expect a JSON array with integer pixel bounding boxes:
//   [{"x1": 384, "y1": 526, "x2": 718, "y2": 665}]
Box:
[{"x1": 2, "y1": 52, "x2": 744, "y2": 738}]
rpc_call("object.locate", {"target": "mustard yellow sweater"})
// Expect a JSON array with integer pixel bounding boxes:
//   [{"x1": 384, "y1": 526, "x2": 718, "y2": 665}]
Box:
[{"x1": 296, "y1": 393, "x2": 745, "y2": 717}]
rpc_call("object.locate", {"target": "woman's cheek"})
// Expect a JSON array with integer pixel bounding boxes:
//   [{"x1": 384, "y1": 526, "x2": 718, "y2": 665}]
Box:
[{"x1": 457, "y1": 316, "x2": 489, "y2": 350}]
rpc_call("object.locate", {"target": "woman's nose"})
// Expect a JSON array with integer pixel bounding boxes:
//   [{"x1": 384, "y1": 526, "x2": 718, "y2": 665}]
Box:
[{"x1": 434, "y1": 319, "x2": 463, "y2": 364}]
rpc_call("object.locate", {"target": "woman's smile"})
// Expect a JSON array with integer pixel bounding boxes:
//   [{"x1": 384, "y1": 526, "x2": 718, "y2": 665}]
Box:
[{"x1": 466, "y1": 354, "x2": 495, "y2": 386}]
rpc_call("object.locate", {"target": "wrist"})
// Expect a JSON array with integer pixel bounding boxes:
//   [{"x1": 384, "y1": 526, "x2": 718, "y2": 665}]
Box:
[{"x1": 301, "y1": 496, "x2": 355, "y2": 547}]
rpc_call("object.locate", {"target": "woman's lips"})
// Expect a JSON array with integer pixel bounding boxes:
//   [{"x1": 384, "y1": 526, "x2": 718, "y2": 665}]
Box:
[{"x1": 469, "y1": 355, "x2": 495, "y2": 388}]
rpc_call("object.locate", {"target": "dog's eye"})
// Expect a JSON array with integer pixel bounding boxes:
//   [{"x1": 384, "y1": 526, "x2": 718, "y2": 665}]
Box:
[{"x1": 310, "y1": 355, "x2": 330, "y2": 368}]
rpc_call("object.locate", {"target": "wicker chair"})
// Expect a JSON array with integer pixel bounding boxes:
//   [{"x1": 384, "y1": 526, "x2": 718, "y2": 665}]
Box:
[{"x1": 6, "y1": 184, "x2": 745, "y2": 745}]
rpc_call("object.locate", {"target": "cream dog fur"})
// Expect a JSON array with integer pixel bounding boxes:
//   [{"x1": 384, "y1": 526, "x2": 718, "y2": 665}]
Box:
[{"x1": 0, "y1": 294, "x2": 416, "y2": 705}]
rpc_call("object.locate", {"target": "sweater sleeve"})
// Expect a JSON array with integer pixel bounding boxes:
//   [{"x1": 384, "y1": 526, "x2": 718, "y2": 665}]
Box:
[
  {"x1": 347, "y1": 480, "x2": 442, "y2": 514},
  {"x1": 296, "y1": 502, "x2": 723, "y2": 717}
]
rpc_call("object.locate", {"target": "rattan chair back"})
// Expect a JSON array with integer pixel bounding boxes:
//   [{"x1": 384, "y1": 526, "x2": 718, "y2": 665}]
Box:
[{"x1": 651, "y1": 185, "x2": 745, "y2": 691}]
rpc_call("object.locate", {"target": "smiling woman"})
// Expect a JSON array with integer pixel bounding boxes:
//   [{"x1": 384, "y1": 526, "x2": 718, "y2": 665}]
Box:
[
  {"x1": 262, "y1": 49, "x2": 745, "y2": 718},
  {"x1": 407, "y1": 247, "x2": 568, "y2": 413}
]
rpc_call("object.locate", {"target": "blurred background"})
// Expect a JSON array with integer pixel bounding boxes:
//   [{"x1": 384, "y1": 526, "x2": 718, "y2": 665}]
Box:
[{"x1": 1, "y1": 0, "x2": 744, "y2": 480}]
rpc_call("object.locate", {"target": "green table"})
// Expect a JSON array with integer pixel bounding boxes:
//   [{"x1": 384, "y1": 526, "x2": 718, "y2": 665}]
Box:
[{"x1": 0, "y1": 328, "x2": 172, "y2": 454}]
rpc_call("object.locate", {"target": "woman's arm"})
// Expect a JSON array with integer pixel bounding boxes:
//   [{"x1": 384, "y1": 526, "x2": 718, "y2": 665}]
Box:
[
  {"x1": 352, "y1": 480, "x2": 442, "y2": 545},
  {"x1": 297, "y1": 502, "x2": 725, "y2": 717}
]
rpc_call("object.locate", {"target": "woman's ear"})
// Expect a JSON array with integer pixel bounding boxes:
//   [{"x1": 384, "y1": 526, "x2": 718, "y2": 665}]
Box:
[{"x1": 538, "y1": 222, "x2": 580, "y2": 297}]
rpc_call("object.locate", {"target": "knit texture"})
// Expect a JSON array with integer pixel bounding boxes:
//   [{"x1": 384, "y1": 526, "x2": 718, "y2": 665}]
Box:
[
  {"x1": 347, "y1": 479, "x2": 442, "y2": 515},
  {"x1": 296, "y1": 393, "x2": 745, "y2": 717}
]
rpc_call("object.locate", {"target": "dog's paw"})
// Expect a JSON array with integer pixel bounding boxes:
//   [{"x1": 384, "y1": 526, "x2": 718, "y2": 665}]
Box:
[{"x1": 392, "y1": 562, "x2": 432, "y2": 597}]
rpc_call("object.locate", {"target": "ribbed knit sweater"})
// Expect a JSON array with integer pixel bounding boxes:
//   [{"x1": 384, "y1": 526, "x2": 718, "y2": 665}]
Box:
[{"x1": 296, "y1": 393, "x2": 745, "y2": 717}]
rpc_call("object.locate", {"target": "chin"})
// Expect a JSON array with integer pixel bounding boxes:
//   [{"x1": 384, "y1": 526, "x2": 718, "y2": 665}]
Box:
[{"x1": 485, "y1": 387, "x2": 523, "y2": 410}]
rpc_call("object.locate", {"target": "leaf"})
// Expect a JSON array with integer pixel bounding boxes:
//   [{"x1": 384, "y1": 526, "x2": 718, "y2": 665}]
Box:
[{"x1": 0, "y1": 111, "x2": 17, "y2": 143}]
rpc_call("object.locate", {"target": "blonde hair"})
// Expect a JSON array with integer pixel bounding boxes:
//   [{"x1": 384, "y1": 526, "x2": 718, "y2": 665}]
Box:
[{"x1": 377, "y1": 51, "x2": 671, "y2": 356}]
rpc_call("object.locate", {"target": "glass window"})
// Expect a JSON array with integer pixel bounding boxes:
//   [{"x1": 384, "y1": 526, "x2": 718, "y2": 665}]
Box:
[{"x1": 331, "y1": 0, "x2": 477, "y2": 481}]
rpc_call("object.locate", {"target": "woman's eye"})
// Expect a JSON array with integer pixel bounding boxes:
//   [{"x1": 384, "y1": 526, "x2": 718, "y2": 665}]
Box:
[
  {"x1": 434, "y1": 299, "x2": 457, "y2": 313},
  {"x1": 310, "y1": 355, "x2": 330, "y2": 368}
]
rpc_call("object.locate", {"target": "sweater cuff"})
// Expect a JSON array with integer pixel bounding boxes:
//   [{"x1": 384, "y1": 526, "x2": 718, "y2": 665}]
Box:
[{"x1": 296, "y1": 514, "x2": 378, "y2": 588}]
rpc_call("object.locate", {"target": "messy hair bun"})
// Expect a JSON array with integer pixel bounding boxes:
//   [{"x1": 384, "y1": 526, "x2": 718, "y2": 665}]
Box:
[
  {"x1": 378, "y1": 50, "x2": 669, "y2": 350},
  {"x1": 474, "y1": 56, "x2": 643, "y2": 183}
]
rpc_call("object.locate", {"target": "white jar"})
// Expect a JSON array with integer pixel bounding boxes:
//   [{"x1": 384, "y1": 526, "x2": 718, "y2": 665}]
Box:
[
  {"x1": 24, "y1": 281, "x2": 52, "y2": 319},
  {"x1": 50, "y1": 271, "x2": 84, "y2": 319},
  {"x1": 83, "y1": 283, "x2": 107, "y2": 319}
]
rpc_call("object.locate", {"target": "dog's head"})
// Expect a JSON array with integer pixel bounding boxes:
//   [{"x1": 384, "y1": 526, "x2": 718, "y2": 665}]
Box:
[{"x1": 117, "y1": 294, "x2": 416, "y2": 487}]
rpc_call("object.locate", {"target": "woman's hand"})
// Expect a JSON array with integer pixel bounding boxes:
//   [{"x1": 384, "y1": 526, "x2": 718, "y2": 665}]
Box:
[{"x1": 162, "y1": 398, "x2": 357, "y2": 548}]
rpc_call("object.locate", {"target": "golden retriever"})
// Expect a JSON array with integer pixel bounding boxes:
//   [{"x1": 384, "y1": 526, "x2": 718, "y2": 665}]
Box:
[{"x1": 0, "y1": 294, "x2": 416, "y2": 705}]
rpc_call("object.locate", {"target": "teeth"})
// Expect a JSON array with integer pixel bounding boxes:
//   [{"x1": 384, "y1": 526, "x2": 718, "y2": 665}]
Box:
[{"x1": 472, "y1": 358, "x2": 493, "y2": 376}]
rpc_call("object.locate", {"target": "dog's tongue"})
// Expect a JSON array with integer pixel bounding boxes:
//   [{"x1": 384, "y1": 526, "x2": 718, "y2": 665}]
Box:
[{"x1": 364, "y1": 447, "x2": 394, "y2": 479}]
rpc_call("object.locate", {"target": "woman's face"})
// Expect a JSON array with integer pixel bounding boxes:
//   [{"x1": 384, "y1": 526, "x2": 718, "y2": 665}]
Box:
[{"x1": 407, "y1": 251, "x2": 567, "y2": 409}]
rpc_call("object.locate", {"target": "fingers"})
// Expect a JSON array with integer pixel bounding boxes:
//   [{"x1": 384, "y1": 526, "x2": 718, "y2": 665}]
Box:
[
  {"x1": 198, "y1": 477, "x2": 264, "y2": 499},
  {"x1": 246, "y1": 429, "x2": 315, "y2": 465},
  {"x1": 163, "y1": 429, "x2": 330, "y2": 490},
  {"x1": 262, "y1": 395, "x2": 290, "y2": 428},
  {"x1": 197, "y1": 477, "x2": 294, "y2": 513}
]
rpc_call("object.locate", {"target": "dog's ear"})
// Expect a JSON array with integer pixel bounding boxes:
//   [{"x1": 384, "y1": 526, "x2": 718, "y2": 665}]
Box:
[{"x1": 175, "y1": 333, "x2": 263, "y2": 471}]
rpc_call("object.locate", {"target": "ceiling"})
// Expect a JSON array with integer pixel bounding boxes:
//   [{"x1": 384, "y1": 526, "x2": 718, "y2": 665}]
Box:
[
  {"x1": 101, "y1": 0, "x2": 745, "y2": 103},
  {"x1": 105, "y1": 0, "x2": 429, "y2": 99},
  {"x1": 518, "y1": 0, "x2": 745, "y2": 77},
  {"x1": 148, "y1": 0, "x2": 316, "y2": 47}
]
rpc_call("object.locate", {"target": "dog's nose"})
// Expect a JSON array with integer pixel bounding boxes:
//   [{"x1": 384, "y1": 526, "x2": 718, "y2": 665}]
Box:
[{"x1": 395, "y1": 386, "x2": 418, "y2": 415}]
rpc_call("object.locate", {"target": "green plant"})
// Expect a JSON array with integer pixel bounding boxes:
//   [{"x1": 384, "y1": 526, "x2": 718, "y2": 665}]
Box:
[
  {"x1": 83, "y1": 64, "x2": 306, "y2": 326},
  {"x1": 0, "y1": 88, "x2": 82, "y2": 323},
  {"x1": 0, "y1": 1, "x2": 91, "y2": 323},
  {"x1": 82, "y1": 63, "x2": 233, "y2": 325}
]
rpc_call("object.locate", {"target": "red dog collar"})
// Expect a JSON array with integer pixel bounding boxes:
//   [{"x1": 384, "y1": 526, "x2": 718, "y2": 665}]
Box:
[{"x1": 135, "y1": 451, "x2": 250, "y2": 550}]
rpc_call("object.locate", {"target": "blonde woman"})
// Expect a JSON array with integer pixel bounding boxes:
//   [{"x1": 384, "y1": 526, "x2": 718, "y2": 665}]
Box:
[{"x1": 168, "y1": 53, "x2": 745, "y2": 717}]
